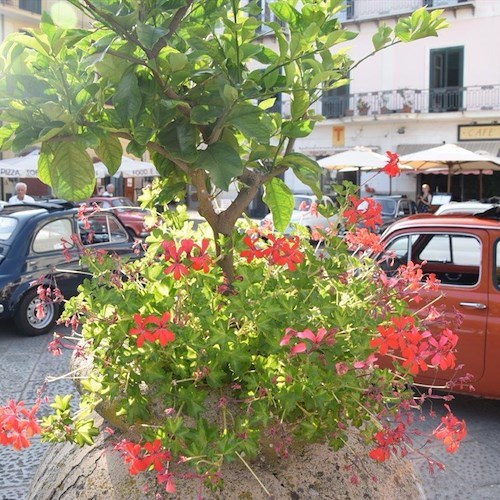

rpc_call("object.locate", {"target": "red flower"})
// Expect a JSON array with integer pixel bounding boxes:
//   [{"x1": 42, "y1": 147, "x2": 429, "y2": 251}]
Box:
[
  {"x1": 190, "y1": 239, "x2": 212, "y2": 272},
  {"x1": 129, "y1": 312, "x2": 175, "y2": 347},
  {"x1": 433, "y1": 404, "x2": 466, "y2": 453},
  {"x1": 267, "y1": 235, "x2": 304, "y2": 271},
  {"x1": 162, "y1": 240, "x2": 189, "y2": 280},
  {"x1": 345, "y1": 227, "x2": 384, "y2": 253},
  {"x1": 0, "y1": 400, "x2": 41, "y2": 450},
  {"x1": 143, "y1": 439, "x2": 172, "y2": 471},
  {"x1": 383, "y1": 151, "x2": 401, "y2": 177},
  {"x1": 342, "y1": 196, "x2": 382, "y2": 229}
]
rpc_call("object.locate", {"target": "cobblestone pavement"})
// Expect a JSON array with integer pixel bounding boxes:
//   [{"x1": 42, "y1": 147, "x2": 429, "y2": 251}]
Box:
[
  {"x1": 0, "y1": 320, "x2": 77, "y2": 500},
  {"x1": 2, "y1": 318, "x2": 500, "y2": 499}
]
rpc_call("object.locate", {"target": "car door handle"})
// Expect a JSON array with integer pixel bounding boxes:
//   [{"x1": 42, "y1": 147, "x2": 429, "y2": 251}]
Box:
[{"x1": 459, "y1": 302, "x2": 487, "y2": 310}]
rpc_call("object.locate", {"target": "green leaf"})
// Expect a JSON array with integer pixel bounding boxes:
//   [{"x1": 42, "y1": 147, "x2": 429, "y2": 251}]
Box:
[
  {"x1": 263, "y1": 177, "x2": 294, "y2": 233},
  {"x1": 43, "y1": 140, "x2": 95, "y2": 200},
  {"x1": 194, "y1": 143, "x2": 243, "y2": 191},
  {"x1": 112, "y1": 71, "x2": 142, "y2": 124},
  {"x1": 269, "y1": 2, "x2": 300, "y2": 26},
  {"x1": 290, "y1": 89, "x2": 309, "y2": 120},
  {"x1": 372, "y1": 25, "x2": 392, "y2": 51},
  {"x1": 96, "y1": 135, "x2": 122, "y2": 175},
  {"x1": 227, "y1": 103, "x2": 271, "y2": 144},
  {"x1": 278, "y1": 153, "x2": 322, "y2": 199},
  {"x1": 169, "y1": 52, "x2": 188, "y2": 71},
  {"x1": 136, "y1": 22, "x2": 168, "y2": 50},
  {"x1": 282, "y1": 119, "x2": 314, "y2": 138},
  {"x1": 191, "y1": 105, "x2": 222, "y2": 124},
  {"x1": 159, "y1": 119, "x2": 199, "y2": 163}
]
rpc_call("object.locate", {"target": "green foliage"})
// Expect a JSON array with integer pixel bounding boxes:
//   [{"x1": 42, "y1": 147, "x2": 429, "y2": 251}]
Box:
[
  {"x1": 56, "y1": 200, "x2": 416, "y2": 477},
  {"x1": 0, "y1": 1, "x2": 447, "y2": 227}
]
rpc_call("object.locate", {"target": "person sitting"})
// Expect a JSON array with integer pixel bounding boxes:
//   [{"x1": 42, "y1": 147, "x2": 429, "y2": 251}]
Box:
[
  {"x1": 9, "y1": 182, "x2": 35, "y2": 204},
  {"x1": 102, "y1": 183, "x2": 115, "y2": 197}
]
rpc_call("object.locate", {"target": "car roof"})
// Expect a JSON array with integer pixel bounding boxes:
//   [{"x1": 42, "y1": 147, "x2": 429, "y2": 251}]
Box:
[
  {"x1": 0, "y1": 200, "x2": 77, "y2": 217},
  {"x1": 435, "y1": 202, "x2": 494, "y2": 214},
  {"x1": 384, "y1": 209, "x2": 500, "y2": 234}
]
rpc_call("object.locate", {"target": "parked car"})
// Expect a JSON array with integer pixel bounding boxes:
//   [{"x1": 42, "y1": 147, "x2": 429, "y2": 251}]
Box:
[
  {"x1": 84, "y1": 196, "x2": 150, "y2": 238},
  {"x1": 370, "y1": 195, "x2": 418, "y2": 233},
  {"x1": 0, "y1": 201, "x2": 135, "y2": 336},
  {"x1": 434, "y1": 201, "x2": 494, "y2": 216},
  {"x1": 261, "y1": 194, "x2": 339, "y2": 236},
  {"x1": 379, "y1": 208, "x2": 500, "y2": 398}
]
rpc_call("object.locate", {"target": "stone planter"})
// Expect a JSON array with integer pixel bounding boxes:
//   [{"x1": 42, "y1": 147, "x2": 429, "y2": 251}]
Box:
[
  {"x1": 27, "y1": 347, "x2": 425, "y2": 499},
  {"x1": 28, "y1": 414, "x2": 424, "y2": 499}
]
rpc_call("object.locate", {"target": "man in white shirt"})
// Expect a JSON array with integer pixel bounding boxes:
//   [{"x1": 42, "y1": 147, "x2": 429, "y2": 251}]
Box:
[
  {"x1": 102, "y1": 184, "x2": 115, "y2": 197},
  {"x1": 9, "y1": 182, "x2": 35, "y2": 204}
]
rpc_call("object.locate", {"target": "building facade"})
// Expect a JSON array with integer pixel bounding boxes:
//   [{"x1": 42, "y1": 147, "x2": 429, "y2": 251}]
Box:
[{"x1": 291, "y1": 0, "x2": 500, "y2": 202}]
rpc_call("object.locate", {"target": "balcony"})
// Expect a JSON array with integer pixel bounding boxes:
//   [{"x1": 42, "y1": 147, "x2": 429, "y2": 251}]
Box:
[
  {"x1": 321, "y1": 85, "x2": 500, "y2": 119},
  {"x1": 337, "y1": 0, "x2": 473, "y2": 23}
]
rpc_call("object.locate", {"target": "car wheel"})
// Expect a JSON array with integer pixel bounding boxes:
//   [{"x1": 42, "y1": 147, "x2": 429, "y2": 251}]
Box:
[{"x1": 14, "y1": 288, "x2": 61, "y2": 336}]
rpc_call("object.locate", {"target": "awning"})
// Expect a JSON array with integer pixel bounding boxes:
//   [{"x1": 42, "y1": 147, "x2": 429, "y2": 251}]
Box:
[
  {"x1": 457, "y1": 141, "x2": 500, "y2": 157},
  {"x1": 397, "y1": 141, "x2": 500, "y2": 157}
]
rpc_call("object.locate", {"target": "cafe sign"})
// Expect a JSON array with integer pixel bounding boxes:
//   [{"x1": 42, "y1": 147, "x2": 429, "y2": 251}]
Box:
[{"x1": 458, "y1": 124, "x2": 500, "y2": 141}]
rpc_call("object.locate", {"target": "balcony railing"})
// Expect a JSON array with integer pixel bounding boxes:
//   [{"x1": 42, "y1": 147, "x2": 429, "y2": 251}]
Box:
[
  {"x1": 321, "y1": 86, "x2": 500, "y2": 118},
  {"x1": 337, "y1": 0, "x2": 473, "y2": 22}
]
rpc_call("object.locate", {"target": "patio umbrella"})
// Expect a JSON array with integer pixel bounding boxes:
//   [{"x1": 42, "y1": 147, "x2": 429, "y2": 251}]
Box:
[
  {"x1": 94, "y1": 156, "x2": 159, "y2": 178},
  {"x1": 317, "y1": 146, "x2": 411, "y2": 194},
  {"x1": 399, "y1": 143, "x2": 500, "y2": 193},
  {"x1": 318, "y1": 147, "x2": 390, "y2": 182},
  {"x1": 0, "y1": 151, "x2": 109, "y2": 178}
]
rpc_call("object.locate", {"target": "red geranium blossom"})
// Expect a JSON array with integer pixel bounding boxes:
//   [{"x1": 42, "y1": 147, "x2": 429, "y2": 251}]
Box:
[
  {"x1": 383, "y1": 151, "x2": 401, "y2": 177},
  {"x1": 129, "y1": 312, "x2": 175, "y2": 347},
  {"x1": 433, "y1": 404, "x2": 467, "y2": 453},
  {"x1": 343, "y1": 196, "x2": 382, "y2": 229}
]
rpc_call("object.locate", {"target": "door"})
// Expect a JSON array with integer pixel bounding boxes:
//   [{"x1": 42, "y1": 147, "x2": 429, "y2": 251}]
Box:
[
  {"x1": 429, "y1": 47, "x2": 463, "y2": 112},
  {"x1": 382, "y1": 230, "x2": 488, "y2": 385},
  {"x1": 27, "y1": 217, "x2": 82, "y2": 299}
]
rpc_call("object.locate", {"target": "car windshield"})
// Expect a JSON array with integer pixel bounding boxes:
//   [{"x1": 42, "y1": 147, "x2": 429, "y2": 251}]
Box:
[
  {"x1": 0, "y1": 216, "x2": 17, "y2": 240},
  {"x1": 374, "y1": 198, "x2": 397, "y2": 216},
  {"x1": 110, "y1": 198, "x2": 136, "y2": 208},
  {"x1": 293, "y1": 196, "x2": 317, "y2": 211}
]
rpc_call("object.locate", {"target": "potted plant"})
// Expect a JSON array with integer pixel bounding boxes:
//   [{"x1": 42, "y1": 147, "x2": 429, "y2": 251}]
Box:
[
  {"x1": 398, "y1": 88, "x2": 413, "y2": 113},
  {"x1": 378, "y1": 92, "x2": 391, "y2": 114},
  {"x1": 357, "y1": 97, "x2": 370, "y2": 115},
  {"x1": 0, "y1": 3, "x2": 457, "y2": 498}
]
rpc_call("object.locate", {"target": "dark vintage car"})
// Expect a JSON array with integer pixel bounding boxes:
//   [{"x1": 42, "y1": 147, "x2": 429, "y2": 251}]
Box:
[
  {"x1": 371, "y1": 195, "x2": 418, "y2": 233},
  {"x1": 0, "y1": 201, "x2": 136, "y2": 336},
  {"x1": 84, "y1": 196, "x2": 150, "y2": 238},
  {"x1": 380, "y1": 208, "x2": 500, "y2": 399}
]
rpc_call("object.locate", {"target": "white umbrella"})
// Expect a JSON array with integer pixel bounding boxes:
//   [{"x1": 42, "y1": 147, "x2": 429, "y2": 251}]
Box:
[
  {"x1": 399, "y1": 143, "x2": 500, "y2": 192},
  {"x1": 318, "y1": 147, "x2": 389, "y2": 173},
  {"x1": 317, "y1": 146, "x2": 411, "y2": 194},
  {"x1": 0, "y1": 151, "x2": 109, "y2": 179},
  {"x1": 0, "y1": 151, "x2": 40, "y2": 178},
  {"x1": 95, "y1": 156, "x2": 159, "y2": 178}
]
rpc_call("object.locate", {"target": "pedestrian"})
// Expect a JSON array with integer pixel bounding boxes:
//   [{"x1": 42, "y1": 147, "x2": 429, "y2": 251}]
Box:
[
  {"x1": 9, "y1": 182, "x2": 35, "y2": 204},
  {"x1": 102, "y1": 183, "x2": 115, "y2": 197},
  {"x1": 417, "y1": 183, "x2": 432, "y2": 213}
]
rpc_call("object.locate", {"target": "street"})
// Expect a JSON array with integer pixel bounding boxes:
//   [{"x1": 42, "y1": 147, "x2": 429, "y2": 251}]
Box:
[{"x1": 1, "y1": 321, "x2": 500, "y2": 500}]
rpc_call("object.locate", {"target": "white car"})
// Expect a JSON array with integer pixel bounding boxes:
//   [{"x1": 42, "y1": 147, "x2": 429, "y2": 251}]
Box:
[
  {"x1": 261, "y1": 194, "x2": 339, "y2": 236},
  {"x1": 434, "y1": 201, "x2": 494, "y2": 216}
]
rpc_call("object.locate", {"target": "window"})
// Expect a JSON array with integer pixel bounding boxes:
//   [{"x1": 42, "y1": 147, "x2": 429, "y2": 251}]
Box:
[
  {"x1": 337, "y1": 0, "x2": 354, "y2": 21},
  {"x1": 429, "y1": 46, "x2": 464, "y2": 112},
  {"x1": 79, "y1": 214, "x2": 128, "y2": 245},
  {"x1": 382, "y1": 232, "x2": 481, "y2": 286},
  {"x1": 19, "y1": 0, "x2": 41, "y2": 13},
  {"x1": 0, "y1": 217, "x2": 17, "y2": 241},
  {"x1": 33, "y1": 219, "x2": 74, "y2": 253},
  {"x1": 322, "y1": 83, "x2": 350, "y2": 119}
]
